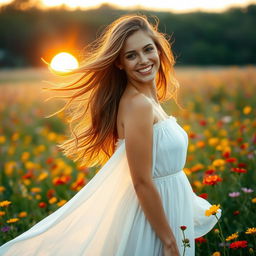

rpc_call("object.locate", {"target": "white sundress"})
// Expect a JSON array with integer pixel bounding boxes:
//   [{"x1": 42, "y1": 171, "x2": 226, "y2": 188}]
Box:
[{"x1": 0, "y1": 115, "x2": 221, "y2": 256}]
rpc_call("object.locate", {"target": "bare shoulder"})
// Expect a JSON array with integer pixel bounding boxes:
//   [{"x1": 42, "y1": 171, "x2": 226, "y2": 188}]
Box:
[{"x1": 121, "y1": 92, "x2": 154, "y2": 132}]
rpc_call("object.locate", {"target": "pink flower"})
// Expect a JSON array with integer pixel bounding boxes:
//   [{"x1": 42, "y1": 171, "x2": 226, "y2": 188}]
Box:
[{"x1": 228, "y1": 192, "x2": 240, "y2": 198}]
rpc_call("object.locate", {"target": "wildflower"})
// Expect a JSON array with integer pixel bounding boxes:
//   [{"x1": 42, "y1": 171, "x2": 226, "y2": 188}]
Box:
[
  {"x1": 233, "y1": 210, "x2": 240, "y2": 216},
  {"x1": 0, "y1": 211, "x2": 6, "y2": 216},
  {"x1": 30, "y1": 187, "x2": 41, "y2": 193},
  {"x1": 0, "y1": 200, "x2": 12, "y2": 207},
  {"x1": 241, "y1": 187, "x2": 254, "y2": 193},
  {"x1": 228, "y1": 192, "x2": 240, "y2": 198},
  {"x1": 1, "y1": 226, "x2": 10, "y2": 232},
  {"x1": 225, "y1": 157, "x2": 237, "y2": 163},
  {"x1": 195, "y1": 237, "x2": 207, "y2": 243},
  {"x1": 49, "y1": 197, "x2": 57, "y2": 204},
  {"x1": 6, "y1": 218, "x2": 19, "y2": 223},
  {"x1": 205, "y1": 204, "x2": 221, "y2": 217},
  {"x1": 0, "y1": 186, "x2": 6, "y2": 192},
  {"x1": 18, "y1": 211, "x2": 27, "y2": 218},
  {"x1": 212, "y1": 252, "x2": 221, "y2": 256},
  {"x1": 212, "y1": 159, "x2": 226, "y2": 167},
  {"x1": 205, "y1": 169, "x2": 216, "y2": 175},
  {"x1": 252, "y1": 198, "x2": 256, "y2": 203},
  {"x1": 57, "y1": 200, "x2": 67, "y2": 207},
  {"x1": 226, "y1": 232, "x2": 239, "y2": 241},
  {"x1": 0, "y1": 135, "x2": 6, "y2": 144},
  {"x1": 21, "y1": 152, "x2": 30, "y2": 162},
  {"x1": 245, "y1": 228, "x2": 256, "y2": 235},
  {"x1": 249, "y1": 248, "x2": 254, "y2": 254},
  {"x1": 229, "y1": 240, "x2": 248, "y2": 249},
  {"x1": 198, "y1": 193, "x2": 208, "y2": 199},
  {"x1": 243, "y1": 106, "x2": 251, "y2": 115},
  {"x1": 214, "y1": 229, "x2": 220, "y2": 234},
  {"x1": 180, "y1": 226, "x2": 187, "y2": 230},
  {"x1": 203, "y1": 175, "x2": 222, "y2": 186},
  {"x1": 38, "y1": 202, "x2": 47, "y2": 208},
  {"x1": 231, "y1": 167, "x2": 247, "y2": 174}
]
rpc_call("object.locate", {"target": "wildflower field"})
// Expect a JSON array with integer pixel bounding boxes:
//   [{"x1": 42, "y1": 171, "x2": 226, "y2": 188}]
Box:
[{"x1": 0, "y1": 66, "x2": 255, "y2": 255}]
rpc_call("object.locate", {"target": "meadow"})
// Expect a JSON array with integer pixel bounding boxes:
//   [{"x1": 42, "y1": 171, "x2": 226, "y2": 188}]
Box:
[{"x1": 0, "y1": 66, "x2": 255, "y2": 255}]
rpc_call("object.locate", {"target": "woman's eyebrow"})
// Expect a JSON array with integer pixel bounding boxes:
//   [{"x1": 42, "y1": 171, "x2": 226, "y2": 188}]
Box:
[{"x1": 124, "y1": 43, "x2": 153, "y2": 55}]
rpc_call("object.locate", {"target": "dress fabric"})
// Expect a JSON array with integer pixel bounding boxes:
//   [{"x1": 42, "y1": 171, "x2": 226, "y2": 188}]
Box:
[{"x1": 0, "y1": 116, "x2": 221, "y2": 256}]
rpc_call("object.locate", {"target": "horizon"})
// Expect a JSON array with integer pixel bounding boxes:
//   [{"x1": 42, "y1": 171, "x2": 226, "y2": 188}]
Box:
[{"x1": 0, "y1": 0, "x2": 256, "y2": 13}]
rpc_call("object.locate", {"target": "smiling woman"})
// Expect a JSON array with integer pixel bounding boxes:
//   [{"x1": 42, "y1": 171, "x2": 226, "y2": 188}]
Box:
[{"x1": 0, "y1": 14, "x2": 220, "y2": 256}]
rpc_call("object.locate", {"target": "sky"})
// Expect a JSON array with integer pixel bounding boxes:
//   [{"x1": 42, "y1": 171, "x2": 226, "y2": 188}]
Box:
[{"x1": 0, "y1": 0, "x2": 256, "y2": 12}]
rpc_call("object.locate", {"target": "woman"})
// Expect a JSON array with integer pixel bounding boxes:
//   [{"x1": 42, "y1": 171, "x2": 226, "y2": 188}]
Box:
[{"x1": 0, "y1": 14, "x2": 221, "y2": 256}]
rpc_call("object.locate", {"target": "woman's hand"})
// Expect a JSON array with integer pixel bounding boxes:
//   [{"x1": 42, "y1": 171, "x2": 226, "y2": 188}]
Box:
[{"x1": 163, "y1": 241, "x2": 180, "y2": 256}]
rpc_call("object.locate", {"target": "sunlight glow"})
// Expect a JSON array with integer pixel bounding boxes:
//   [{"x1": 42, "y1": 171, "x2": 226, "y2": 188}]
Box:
[
  {"x1": 50, "y1": 52, "x2": 79, "y2": 72},
  {"x1": 40, "y1": 0, "x2": 256, "y2": 12}
]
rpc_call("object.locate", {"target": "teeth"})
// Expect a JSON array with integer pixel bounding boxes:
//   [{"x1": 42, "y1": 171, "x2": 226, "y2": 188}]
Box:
[{"x1": 138, "y1": 65, "x2": 152, "y2": 73}]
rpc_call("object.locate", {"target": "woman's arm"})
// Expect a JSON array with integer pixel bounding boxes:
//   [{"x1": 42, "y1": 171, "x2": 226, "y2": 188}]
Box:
[{"x1": 123, "y1": 95, "x2": 178, "y2": 248}]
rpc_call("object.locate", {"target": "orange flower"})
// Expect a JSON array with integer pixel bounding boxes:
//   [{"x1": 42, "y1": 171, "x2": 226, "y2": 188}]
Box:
[{"x1": 203, "y1": 175, "x2": 222, "y2": 186}]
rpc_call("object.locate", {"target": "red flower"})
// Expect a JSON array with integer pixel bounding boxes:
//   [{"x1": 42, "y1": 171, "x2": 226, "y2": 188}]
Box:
[
  {"x1": 203, "y1": 175, "x2": 222, "y2": 186},
  {"x1": 189, "y1": 132, "x2": 197, "y2": 139},
  {"x1": 231, "y1": 167, "x2": 247, "y2": 174},
  {"x1": 38, "y1": 202, "x2": 47, "y2": 208},
  {"x1": 233, "y1": 210, "x2": 240, "y2": 216},
  {"x1": 22, "y1": 170, "x2": 33, "y2": 179},
  {"x1": 199, "y1": 120, "x2": 207, "y2": 126},
  {"x1": 237, "y1": 163, "x2": 247, "y2": 168},
  {"x1": 180, "y1": 226, "x2": 187, "y2": 230},
  {"x1": 229, "y1": 240, "x2": 248, "y2": 249},
  {"x1": 204, "y1": 169, "x2": 215, "y2": 175},
  {"x1": 46, "y1": 157, "x2": 54, "y2": 164},
  {"x1": 198, "y1": 193, "x2": 208, "y2": 199},
  {"x1": 195, "y1": 237, "x2": 207, "y2": 243},
  {"x1": 225, "y1": 157, "x2": 237, "y2": 163},
  {"x1": 47, "y1": 189, "x2": 55, "y2": 199},
  {"x1": 222, "y1": 151, "x2": 230, "y2": 158}
]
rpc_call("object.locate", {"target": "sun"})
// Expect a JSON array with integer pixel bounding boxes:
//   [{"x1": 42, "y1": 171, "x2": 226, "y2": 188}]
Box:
[{"x1": 50, "y1": 52, "x2": 79, "y2": 72}]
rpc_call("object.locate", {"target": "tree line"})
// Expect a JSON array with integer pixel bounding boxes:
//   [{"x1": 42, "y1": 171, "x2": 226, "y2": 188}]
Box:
[{"x1": 0, "y1": 2, "x2": 255, "y2": 67}]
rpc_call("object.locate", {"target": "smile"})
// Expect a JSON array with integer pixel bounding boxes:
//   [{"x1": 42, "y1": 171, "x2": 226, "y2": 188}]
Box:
[{"x1": 137, "y1": 65, "x2": 153, "y2": 74}]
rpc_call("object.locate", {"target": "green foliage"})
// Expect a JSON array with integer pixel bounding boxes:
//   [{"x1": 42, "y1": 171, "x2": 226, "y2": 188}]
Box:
[{"x1": 0, "y1": 4, "x2": 256, "y2": 66}]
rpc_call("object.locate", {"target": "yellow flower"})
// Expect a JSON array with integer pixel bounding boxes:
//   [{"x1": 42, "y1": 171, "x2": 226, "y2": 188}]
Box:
[
  {"x1": 49, "y1": 197, "x2": 57, "y2": 204},
  {"x1": 0, "y1": 136, "x2": 6, "y2": 144},
  {"x1": 205, "y1": 204, "x2": 221, "y2": 217},
  {"x1": 18, "y1": 211, "x2": 27, "y2": 218},
  {"x1": 0, "y1": 211, "x2": 6, "y2": 216},
  {"x1": 212, "y1": 252, "x2": 221, "y2": 256},
  {"x1": 38, "y1": 172, "x2": 48, "y2": 181},
  {"x1": 0, "y1": 186, "x2": 6, "y2": 192},
  {"x1": 11, "y1": 132, "x2": 19, "y2": 141},
  {"x1": 243, "y1": 106, "x2": 252, "y2": 115},
  {"x1": 6, "y1": 218, "x2": 19, "y2": 223},
  {"x1": 188, "y1": 144, "x2": 196, "y2": 152},
  {"x1": 252, "y1": 198, "x2": 256, "y2": 203},
  {"x1": 208, "y1": 137, "x2": 219, "y2": 146},
  {"x1": 21, "y1": 152, "x2": 30, "y2": 162},
  {"x1": 212, "y1": 159, "x2": 226, "y2": 167},
  {"x1": 57, "y1": 200, "x2": 67, "y2": 207},
  {"x1": 245, "y1": 228, "x2": 256, "y2": 235},
  {"x1": 0, "y1": 200, "x2": 12, "y2": 207},
  {"x1": 30, "y1": 187, "x2": 42, "y2": 193},
  {"x1": 226, "y1": 232, "x2": 239, "y2": 241},
  {"x1": 4, "y1": 161, "x2": 17, "y2": 176}
]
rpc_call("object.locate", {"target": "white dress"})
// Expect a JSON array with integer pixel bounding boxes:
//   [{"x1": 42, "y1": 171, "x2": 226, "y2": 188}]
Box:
[{"x1": 0, "y1": 116, "x2": 221, "y2": 256}]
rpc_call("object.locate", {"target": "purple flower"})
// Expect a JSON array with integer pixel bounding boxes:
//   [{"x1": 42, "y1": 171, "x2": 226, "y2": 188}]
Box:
[
  {"x1": 228, "y1": 192, "x2": 240, "y2": 198},
  {"x1": 241, "y1": 187, "x2": 254, "y2": 193},
  {"x1": 1, "y1": 226, "x2": 10, "y2": 232}
]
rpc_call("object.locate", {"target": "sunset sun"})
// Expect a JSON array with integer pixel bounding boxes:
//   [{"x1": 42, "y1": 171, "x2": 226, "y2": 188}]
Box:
[{"x1": 50, "y1": 52, "x2": 79, "y2": 72}]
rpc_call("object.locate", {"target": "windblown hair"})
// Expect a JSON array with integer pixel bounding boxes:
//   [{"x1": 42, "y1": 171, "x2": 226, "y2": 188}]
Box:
[{"x1": 44, "y1": 14, "x2": 180, "y2": 168}]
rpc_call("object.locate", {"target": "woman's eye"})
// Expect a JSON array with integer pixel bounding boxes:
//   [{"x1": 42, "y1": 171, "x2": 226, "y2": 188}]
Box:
[
  {"x1": 145, "y1": 47, "x2": 154, "y2": 52},
  {"x1": 126, "y1": 53, "x2": 136, "y2": 59}
]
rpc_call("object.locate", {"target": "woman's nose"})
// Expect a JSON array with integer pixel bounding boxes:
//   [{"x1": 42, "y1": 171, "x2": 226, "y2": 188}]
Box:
[{"x1": 138, "y1": 53, "x2": 148, "y2": 64}]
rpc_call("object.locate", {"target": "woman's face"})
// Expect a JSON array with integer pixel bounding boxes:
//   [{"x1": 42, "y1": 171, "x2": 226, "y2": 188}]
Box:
[{"x1": 117, "y1": 30, "x2": 160, "y2": 85}]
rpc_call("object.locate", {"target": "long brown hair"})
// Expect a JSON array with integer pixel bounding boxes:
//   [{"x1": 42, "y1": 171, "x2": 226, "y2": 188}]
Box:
[{"x1": 43, "y1": 14, "x2": 180, "y2": 168}]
